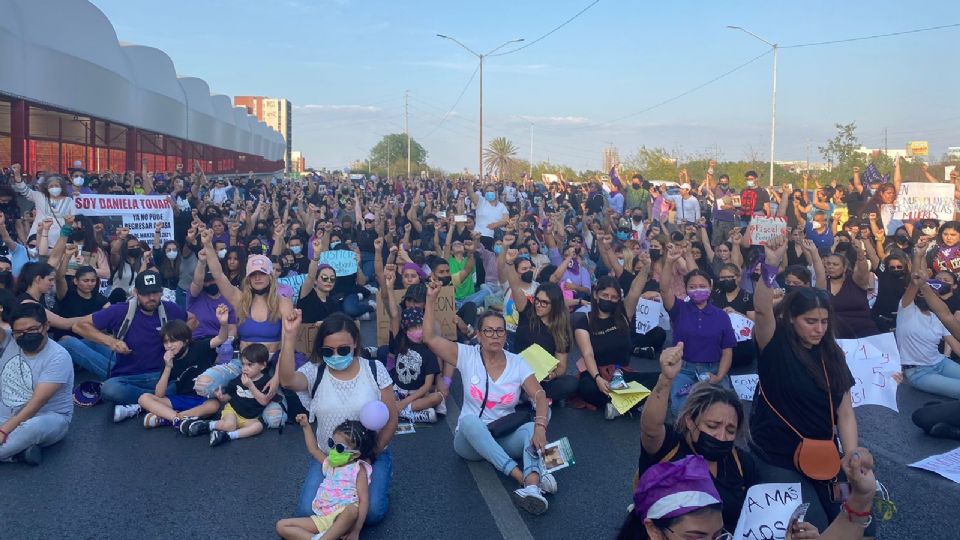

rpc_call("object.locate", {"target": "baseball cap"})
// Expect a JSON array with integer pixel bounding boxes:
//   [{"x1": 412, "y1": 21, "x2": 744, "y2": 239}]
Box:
[
  {"x1": 135, "y1": 270, "x2": 164, "y2": 294},
  {"x1": 246, "y1": 254, "x2": 273, "y2": 276},
  {"x1": 364, "y1": 213, "x2": 376, "y2": 221},
  {"x1": 633, "y1": 455, "x2": 721, "y2": 522},
  {"x1": 680, "y1": 183, "x2": 691, "y2": 190}
]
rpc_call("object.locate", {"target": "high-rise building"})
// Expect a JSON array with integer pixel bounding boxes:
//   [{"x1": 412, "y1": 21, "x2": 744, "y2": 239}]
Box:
[
  {"x1": 235, "y1": 96, "x2": 292, "y2": 172},
  {"x1": 602, "y1": 144, "x2": 619, "y2": 172},
  {"x1": 291, "y1": 151, "x2": 306, "y2": 173}
]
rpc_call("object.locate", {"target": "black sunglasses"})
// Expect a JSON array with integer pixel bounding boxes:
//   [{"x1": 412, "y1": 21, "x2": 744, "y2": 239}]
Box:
[
  {"x1": 319, "y1": 345, "x2": 353, "y2": 357},
  {"x1": 318, "y1": 275, "x2": 336, "y2": 283},
  {"x1": 327, "y1": 438, "x2": 358, "y2": 454}
]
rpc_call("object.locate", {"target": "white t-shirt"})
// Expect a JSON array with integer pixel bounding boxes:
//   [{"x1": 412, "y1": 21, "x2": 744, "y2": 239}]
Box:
[
  {"x1": 297, "y1": 360, "x2": 393, "y2": 452},
  {"x1": 455, "y1": 343, "x2": 533, "y2": 428},
  {"x1": 474, "y1": 197, "x2": 509, "y2": 238},
  {"x1": 502, "y1": 185, "x2": 518, "y2": 203},
  {"x1": 895, "y1": 302, "x2": 950, "y2": 366},
  {"x1": 667, "y1": 194, "x2": 701, "y2": 224}
]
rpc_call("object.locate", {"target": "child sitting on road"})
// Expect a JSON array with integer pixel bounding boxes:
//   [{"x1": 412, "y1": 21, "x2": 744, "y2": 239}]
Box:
[
  {"x1": 134, "y1": 307, "x2": 231, "y2": 430},
  {"x1": 276, "y1": 416, "x2": 375, "y2": 540},
  {"x1": 180, "y1": 343, "x2": 276, "y2": 446}
]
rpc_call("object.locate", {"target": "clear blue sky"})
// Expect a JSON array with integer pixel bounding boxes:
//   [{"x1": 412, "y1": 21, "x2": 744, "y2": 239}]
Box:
[{"x1": 93, "y1": 0, "x2": 960, "y2": 173}]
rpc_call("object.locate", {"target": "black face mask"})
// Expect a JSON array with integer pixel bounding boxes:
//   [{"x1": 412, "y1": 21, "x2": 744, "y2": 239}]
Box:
[
  {"x1": 648, "y1": 249, "x2": 662, "y2": 261},
  {"x1": 16, "y1": 331, "x2": 45, "y2": 353},
  {"x1": 520, "y1": 271, "x2": 534, "y2": 283},
  {"x1": 597, "y1": 299, "x2": 618, "y2": 314},
  {"x1": 0, "y1": 270, "x2": 12, "y2": 287},
  {"x1": 887, "y1": 269, "x2": 906, "y2": 278},
  {"x1": 69, "y1": 229, "x2": 85, "y2": 242},
  {"x1": 438, "y1": 276, "x2": 452, "y2": 287},
  {"x1": 204, "y1": 283, "x2": 220, "y2": 296},
  {"x1": 716, "y1": 280, "x2": 737, "y2": 293},
  {"x1": 128, "y1": 248, "x2": 142, "y2": 258},
  {"x1": 632, "y1": 183, "x2": 641, "y2": 189},
  {"x1": 693, "y1": 431, "x2": 735, "y2": 461},
  {"x1": 252, "y1": 286, "x2": 270, "y2": 296},
  {"x1": 632, "y1": 215, "x2": 643, "y2": 222}
]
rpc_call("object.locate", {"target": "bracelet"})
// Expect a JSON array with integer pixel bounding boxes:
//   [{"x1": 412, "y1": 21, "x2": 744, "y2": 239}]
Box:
[
  {"x1": 592, "y1": 373, "x2": 602, "y2": 381},
  {"x1": 534, "y1": 421, "x2": 547, "y2": 430},
  {"x1": 442, "y1": 376, "x2": 453, "y2": 387},
  {"x1": 60, "y1": 225, "x2": 73, "y2": 237},
  {"x1": 842, "y1": 500, "x2": 873, "y2": 527}
]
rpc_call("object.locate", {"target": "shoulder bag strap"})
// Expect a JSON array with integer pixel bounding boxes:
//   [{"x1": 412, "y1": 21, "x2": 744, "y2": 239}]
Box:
[
  {"x1": 757, "y1": 381, "x2": 805, "y2": 439},
  {"x1": 821, "y1": 359, "x2": 837, "y2": 437},
  {"x1": 479, "y1": 349, "x2": 490, "y2": 419}
]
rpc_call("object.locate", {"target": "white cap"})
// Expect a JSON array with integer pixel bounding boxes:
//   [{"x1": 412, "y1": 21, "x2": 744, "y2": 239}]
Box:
[{"x1": 680, "y1": 183, "x2": 691, "y2": 190}]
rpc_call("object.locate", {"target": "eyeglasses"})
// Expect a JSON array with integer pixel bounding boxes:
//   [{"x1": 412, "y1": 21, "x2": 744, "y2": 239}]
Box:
[
  {"x1": 318, "y1": 275, "x2": 336, "y2": 283},
  {"x1": 887, "y1": 265, "x2": 904, "y2": 271},
  {"x1": 480, "y1": 327, "x2": 506, "y2": 338},
  {"x1": 326, "y1": 438, "x2": 358, "y2": 455},
  {"x1": 11, "y1": 327, "x2": 42, "y2": 338},
  {"x1": 664, "y1": 527, "x2": 731, "y2": 540},
  {"x1": 534, "y1": 298, "x2": 551, "y2": 307},
  {"x1": 319, "y1": 346, "x2": 353, "y2": 357}
]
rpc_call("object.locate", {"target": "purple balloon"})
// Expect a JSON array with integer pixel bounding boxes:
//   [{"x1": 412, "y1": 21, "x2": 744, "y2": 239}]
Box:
[{"x1": 359, "y1": 400, "x2": 389, "y2": 431}]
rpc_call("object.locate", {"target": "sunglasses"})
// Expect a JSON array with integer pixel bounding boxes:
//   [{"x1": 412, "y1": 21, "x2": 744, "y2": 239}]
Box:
[
  {"x1": 319, "y1": 345, "x2": 353, "y2": 357},
  {"x1": 327, "y1": 438, "x2": 358, "y2": 455},
  {"x1": 318, "y1": 275, "x2": 336, "y2": 283}
]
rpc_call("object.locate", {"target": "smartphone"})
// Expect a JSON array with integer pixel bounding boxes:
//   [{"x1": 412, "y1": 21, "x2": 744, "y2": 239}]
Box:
[
  {"x1": 454, "y1": 215, "x2": 467, "y2": 223},
  {"x1": 829, "y1": 481, "x2": 850, "y2": 503},
  {"x1": 437, "y1": 211, "x2": 447, "y2": 218}
]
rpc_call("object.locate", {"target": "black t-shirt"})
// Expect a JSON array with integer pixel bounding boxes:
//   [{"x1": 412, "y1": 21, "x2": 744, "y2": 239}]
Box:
[
  {"x1": 224, "y1": 373, "x2": 271, "y2": 420},
  {"x1": 171, "y1": 340, "x2": 216, "y2": 395},
  {"x1": 710, "y1": 289, "x2": 754, "y2": 315},
  {"x1": 572, "y1": 311, "x2": 631, "y2": 367},
  {"x1": 356, "y1": 228, "x2": 378, "y2": 252},
  {"x1": 844, "y1": 187, "x2": 869, "y2": 219},
  {"x1": 513, "y1": 303, "x2": 564, "y2": 356},
  {"x1": 388, "y1": 332, "x2": 440, "y2": 391},
  {"x1": 638, "y1": 425, "x2": 757, "y2": 533},
  {"x1": 299, "y1": 288, "x2": 341, "y2": 324},
  {"x1": 786, "y1": 242, "x2": 809, "y2": 267},
  {"x1": 56, "y1": 287, "x2": 108, "y2": 319},
  {"x1": 749, "y1": 327, "x2": 853, "y2": 470},
  {"x1": 739, "y1": 188, "x2": 769, "y2": 217}
]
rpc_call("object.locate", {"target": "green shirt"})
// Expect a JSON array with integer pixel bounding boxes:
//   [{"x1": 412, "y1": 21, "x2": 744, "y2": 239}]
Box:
[
  {"x1": 448, "y1": 255, "x2": 475, "y2": 301},
  {"x1": 623, "y1": 185, "x2": 649, "y2": 212}
]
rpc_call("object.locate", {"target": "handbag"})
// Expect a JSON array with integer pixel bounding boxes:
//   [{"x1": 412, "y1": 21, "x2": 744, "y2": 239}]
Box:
[
  {"x1": 758, "y1": 359, "x2": 841, "y2": 481},
  {"x1": 479, "y1": 355, "x2": 532, "y2": 438}
]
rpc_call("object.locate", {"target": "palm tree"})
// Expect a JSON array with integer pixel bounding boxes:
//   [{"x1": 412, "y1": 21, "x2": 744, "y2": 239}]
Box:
[{"x1": 483, "y1": 137, "x2": 518, "y2": 180}]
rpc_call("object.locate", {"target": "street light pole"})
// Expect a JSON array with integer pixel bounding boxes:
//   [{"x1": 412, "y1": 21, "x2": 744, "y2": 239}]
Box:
[
  {"x1": 436, "y1": 34, "x2": 524, "y2": 179},
  {"x1": 727, "y1": 26, "x2": 778, "y2": 187}
]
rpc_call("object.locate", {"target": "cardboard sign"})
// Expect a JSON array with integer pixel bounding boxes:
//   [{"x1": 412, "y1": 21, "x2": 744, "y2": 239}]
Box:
[
  {"x1": 910, "y1": 447, "x2": 960, "y2": 484},
  {"x1": 318, "y1": 250, "x2": 358, "y2": 276},
  {"x1": 75, "y1": 194, "x2": 174, "y2": 243},
  {"x1": 278, "y1": 274, "x2": 307, "y2": 305},
  {"x1": 732, "y1": 483, "x2": 803, "y2": 540},
  {"x1": 717, "y1": 195, "x2": 741, "y2": 211},
  {"x1": 749, "y1": 216, "x2": 788, "y2": 246},
  {"x1": 730, "y1": 374, "x2": 759, "y2": 402},
  {"x1": 296, "y1": 322, "x2": 322, "y2": 359},
  {"x1": 634, "y1": 298, "x2": 661, "y2": 335},
  {"x1": 376, "y1": 286, "x2": 457, "y2": 346},
  {"x1": 728, "y1": 312, "x2": 755, "y2": 342},
  {"x1": 837, "y1": 332, "x2": 902, "y2": 412},
  {"x1": 892, "y1": 182, "x2": 955, "y2": 221}
]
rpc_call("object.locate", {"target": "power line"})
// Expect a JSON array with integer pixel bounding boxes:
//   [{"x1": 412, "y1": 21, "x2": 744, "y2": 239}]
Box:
[
  {"x1": 419, "y1": 68, "x2": 480, "y2": 139},
  {"x1": 782, "y1": 22, "x2": 960, "y2": 49},
  {"x1": 489, "y1": 0, "x2": 602, "y2": 57}
]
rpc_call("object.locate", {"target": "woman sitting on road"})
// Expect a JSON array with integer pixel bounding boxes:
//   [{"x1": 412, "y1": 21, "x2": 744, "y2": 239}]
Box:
[
  {"x1": 421, "y1": 281, "x2": 555, "y2": 515},
  {"x1": 710, "y1": 263, "x2": 756, "y2": 368}
]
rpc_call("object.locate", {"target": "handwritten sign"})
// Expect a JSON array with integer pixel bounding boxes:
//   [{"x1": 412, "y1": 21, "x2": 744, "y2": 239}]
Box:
[
  {"x1": 635, "y1": 298, "x2": 661, "y2": 335},
  {"x1": 731, "y1": 374, "x2": 759, "y2": 402},
  {"x1": 910, "y1": 447, "x2": 960, "y2": 484},
  {"x1": 75, "y1": 194, "x2": 173, "y2": 243},
  {"x1": 892, "y1": 182, "x2": 955, "y2": 221},
  {"x1": 278, "y1": 274, "x2": 307, "y2": 304},
  {"x1": 318, "y1": 250, "x2": 358, "y2": 276},
  {"x1": 749, "y1": 216, "x2": 788, "y2": 246},
  {"x1": 728, "y1": 312, "x2": 755, "y2": 342},
  {"x1": 837, "y1": 333, "x2": 902, "y2": 412},
  {"x1": 376, "y1": 286, "x2": 457, "y2": 346},
  {"x1": 732, "y1": 483, "x2": 802, "y2": 540}
]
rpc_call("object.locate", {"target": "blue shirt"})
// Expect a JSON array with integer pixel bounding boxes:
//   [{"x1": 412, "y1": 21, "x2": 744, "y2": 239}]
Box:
[
  {"x1": 8, "y1": 243, "x2": 28, "y2": 277},
  {"x1": 803, "y1": 222, "x2": 834, "y2": 250},
  {"x1": 669, "y1": 300, "x2": 736, "y2": 364},
  {"x1": 92, "y1": 300, "x2": 187, "y2": 377}
]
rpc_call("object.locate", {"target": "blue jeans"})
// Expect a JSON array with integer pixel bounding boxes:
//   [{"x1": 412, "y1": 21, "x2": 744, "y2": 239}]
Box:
[
  {"x1": 61, "y1": 336, "x2": 171, "y2": 405},
  {"x1": 175, "y1": 287, "x2": 187, "y2": 309},
  {"x1": 360, "y1": 252, "x2": 376, "y2": 284},
  {"x1": 343, "y1": 293, "x2": 374, "y2": 317},
  {"x1": 457, "y1": 283, "x2": 493, "y2": 311},
  {"x1": 296, "y1": 448, "x2": 393, "y2": 523},
  {"x1": 453, "y1": 415, "x2": 542, "y2": 480},
  {"x1": 61, "y1": 336, "x2": 114, "y2": 380},
  {"x1": 669, "y1": 361, "x2": 732, "y2": 416},
  {"x1": 905, "y1": 357, "x2": 960, "y2": 399}
]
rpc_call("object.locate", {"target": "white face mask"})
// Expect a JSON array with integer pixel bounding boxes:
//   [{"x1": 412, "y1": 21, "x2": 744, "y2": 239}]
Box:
[
  {"x1": 27, "y1": 247, "x2": 38, "y2": 258},
  {"x1": 166, "y1": 250, "x2": 178, "y2": 260},
  {"x1": 922, "y1": 227, "x2": 937, "y2": 237},
  {"x1": 812, "y1": 221, "x2": 824, "y2": 230},
  {"x1": 48, "y1": 187, "x2": 62, "y2": 197},
  {"x1": 217, "y1": 249, "x2": 227, "y2": 259},
  {"x1": 72, "y1": 177, "x2": 84, "y2": 187},
  {"x1": 746, "y1": 180, "x2": 756, "y2": 188}
]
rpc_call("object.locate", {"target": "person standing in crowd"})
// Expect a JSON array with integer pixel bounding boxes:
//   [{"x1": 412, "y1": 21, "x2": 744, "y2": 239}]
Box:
[
  {"x1": 707, "y1": 170, "x2": 739, "y2": 245},
  {"x1": 667, "y1": 182, "x2": 700, "y2": 226},
  {"x1": 470, "y1": 185, "x2": 509, "y2": 251},
  {"x1": 737, "y1": 171, "x2": 769, "y2": 224},
  {"x1": 9, "y1": 165, "x2": 76, "y2": 248}
]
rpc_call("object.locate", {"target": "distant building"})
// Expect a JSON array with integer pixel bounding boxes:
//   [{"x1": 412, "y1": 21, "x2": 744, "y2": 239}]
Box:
[
  {"x1": 235, "y1": 96, "x2": 292, "y2": 172},
  {"x1": 602, "y1": 144, "x2": 619, "y2": 172},
  {"x1": 291, "y1": 151, "x2": 306, "y2": 173},
  {"x1": 946, "y1": 147, "x2": 960, "y2": 161},
  {"x1": 775, "y1": 160, "x2": 832, "y2": 173},
  {"x1": 856, "y1": 146, "x2": 909, "y2": 160}
]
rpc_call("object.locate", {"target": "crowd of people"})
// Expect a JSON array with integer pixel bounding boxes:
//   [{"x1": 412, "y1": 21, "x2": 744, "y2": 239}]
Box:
[{"x1": 2, "y1": 156, "x2": 958, "y2": 539}]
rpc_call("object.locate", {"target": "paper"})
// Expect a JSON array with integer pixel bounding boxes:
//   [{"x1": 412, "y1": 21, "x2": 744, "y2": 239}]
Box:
[
  {"x1": 837, "y1": 333, "x2": 902, "y2": 412},
  {"x1": 728, "y1": 312, "x2": 755, "y2": 342},
  {"x1": 749, "y1": 216, "x2": 788, "y2": 246},
  {"x1": 634, "y1": 298, "x2": 661, "y2": 335},
  {"x1": 75, "y1": 194, "x2": 174, "y2": 244},
  {"x1": 731, "y1": 374, "x2": 759, "y2": 402},
  {"x1": 892, "y1": 182, "x2": 955, "y2": 221},
  {"x1": 318, "y1": 250, "x2": 358, "y2": 276},
  {"x1": 610, "y1": 381, "x2": 651, "y2": 396},
  {"x1": 609, "y1": 382, "x2": 651, "y2": 414},
  {"x1": 732, "y1": 483, "x2": 803, "y2": 540},
  {"x1": 395, "y1": 422, "x2": 416, "y2": 435},
  {"x1": 542, "y1": 437, "x2": 576, "y2": 473},
  {"x1": 519, "y1": 344, "x2": 559, "y2": 382},
  {"x1": 910, "y1": 447, "x2": 960, "y2": 484}
]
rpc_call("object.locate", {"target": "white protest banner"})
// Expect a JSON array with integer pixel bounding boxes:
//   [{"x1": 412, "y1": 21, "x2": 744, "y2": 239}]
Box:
[
  {"x1": 542, "y1": 173, "x2": 559, "y2": 183},
  {"x1": 910, "y1": 447, "x2": 960, "y2": 484},
  {"x1": 728, "y1": 312, "x2": 755, "y2": 342},
  {"x1": 731, "y1": 374, "x2": 759, "y2": 402},
  {"x1": 318, "y1": 250, "x2": 358, "y2": 276},
  {"x1": 892, "y1": 182, "x2": 955, "y2": 221},
  {"x1": 837, "y1": 332, "x2": 902, "y2": 412},
  {"x1": 634, "y1": 298, "x2": 661, "y2": 335},
  {"x1": 749, "y1": 216, "x2": 788, "y2": 246},
  {"x1": 732, "y1": 483, "x2": 802, "y2": 540},
  {"x1": 75, "y1": 194, "x2": 174, "y2": 243}
]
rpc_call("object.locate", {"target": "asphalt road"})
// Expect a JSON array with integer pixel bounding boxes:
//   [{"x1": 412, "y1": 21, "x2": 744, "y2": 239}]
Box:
[{"x1": 1, "y1": 321, "x2": 958, "y2": 539}]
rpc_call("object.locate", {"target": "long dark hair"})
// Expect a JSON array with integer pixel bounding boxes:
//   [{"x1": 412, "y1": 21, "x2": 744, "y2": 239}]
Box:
[
  {"x1": 589, "y1": 276, "x2": 630, "y2": 336},
  {"x1": 526, "y1": 282, "x2": 572, "y2": 353},
  {"x1": 617, "y1": 504, "x2": 722, "y2": 540},
  {"x1": 313, "y1": 312, "x2": 361, "y2": 364},
  {"x1": 775, "y1": 287, "x2": 854, "y2": 395},
  {"x1": 15, "y1": 262, "x2": 54, "y2": 298}
]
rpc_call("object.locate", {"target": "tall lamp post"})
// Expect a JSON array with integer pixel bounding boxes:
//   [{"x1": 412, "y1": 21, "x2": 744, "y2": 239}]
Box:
[
  {"x1": 436, "y1": 34, "x2": 524, "y2": 179},
  {"x1": 727, "y1": 26, "x2": 778, "y2": 187}
]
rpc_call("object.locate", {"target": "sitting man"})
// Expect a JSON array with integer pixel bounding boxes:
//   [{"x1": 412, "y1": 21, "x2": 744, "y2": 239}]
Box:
[
  {"x1": 66, "y1": 270, "x2": 196, "y2": 419},
  {"x1": 0, "y1": 303, "x2": 74, "y2": 466}
]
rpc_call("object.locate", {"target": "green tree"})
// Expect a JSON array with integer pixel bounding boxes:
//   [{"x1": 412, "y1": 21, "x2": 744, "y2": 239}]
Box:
[
  {"x1": 818, "y1": 122, "x2": 860, "y2": 169},
  {"x1": 368, "y1": 134, "x2": 428, "y2": 176},
  {"x1": 623, "y1": 146, "x2": 678, "y2": 181},
  {"x1": 483, "y1": 137, "x2": 519, "y2": 179}
]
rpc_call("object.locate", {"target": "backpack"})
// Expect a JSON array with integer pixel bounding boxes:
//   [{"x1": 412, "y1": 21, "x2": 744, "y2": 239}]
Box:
[
  {"x1": 115, "y1": 298, "x2": 167, "y2": 341},
  {"x1": 282, "y1": 357, "x2": 382, "y2": 420}
]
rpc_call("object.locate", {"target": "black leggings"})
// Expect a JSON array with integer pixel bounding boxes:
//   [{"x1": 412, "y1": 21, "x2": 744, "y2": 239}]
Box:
[
  {"x1": 577, "y1": 370, "x2": 660, "y2": 410},
  {"x1": 913, "y1": 400, "x2": 960, "y2": 438}
]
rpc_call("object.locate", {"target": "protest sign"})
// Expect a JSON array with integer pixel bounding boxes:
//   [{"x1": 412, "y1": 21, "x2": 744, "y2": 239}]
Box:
[
  {"x1": 732, "y1": 483, "x2": 803, "y2": 540},
  {"x1": 376, "y1": 286, "x2": 456, "y2": 346},
  {"x1": 837, "y1": 333, "x2": 902, "y2": 412},
  {"x1": 635, "y1": 298, "x2": 661, "y2": 334},
  {"x1": 278, "y1": 274, "x2": 307, "y2": 304},
  {"x1": 910, "y1": 447, "x2": 960, "y2": 484},
  {"x1": 542, "y1": 173, "x2": 559, "y2": 183},
  {"x1": 728, "y1": 312, "x2": 755, "y2": 342},
  {"x1": 609, "y1": 382, "x2": 651, "y2": 414},
  {"x1": 318, "y1": 250, "x2": 358, "y2": 276},
  {"x1": 892, "y1": 183, "x2": 955, "y2": 221},
  {"x1": 65, "y1": 251, "x2": 97, "y2": 276},
  {"x1": 296, "y1": 322, "x2": 322, "y2": 358},
  {"x1": 520, "y1": 344, "x2": 559, "y2": 382},
  {"x1": 749, "y1": 216, "x2": 788, "y2": 246},
  {"x1": 731, "y1": 374, "x2": 759, "y2": 402},
  {"x1": 75, "y1": 194, "x2": 174, "y2": 243}
]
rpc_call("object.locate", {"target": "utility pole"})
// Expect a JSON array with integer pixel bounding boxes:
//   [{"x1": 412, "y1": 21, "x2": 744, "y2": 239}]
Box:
[
  {"x1": 405, "y1": 90, "x2": 411, "y2": 180},
  {"x1": 387, "y1": 138, "x2": 391, "y2": 180},
  {"x1": 529, "y1": 122, "x2": 534, "y2": 181},
  {"x1": 883, "y1": 127, "x2": 888, "y2": 156}
]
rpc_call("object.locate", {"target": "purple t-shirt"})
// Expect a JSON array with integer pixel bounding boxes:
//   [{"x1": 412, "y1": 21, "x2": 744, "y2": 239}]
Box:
[
  {"x1": 187, "y1": 292, "x2": 237, "y2": 340},
  {"x1": 92, "y1": 300, "x2": 187, "y2": 376},
  {"x1": 668, "y1": 300, "x2": 736, "y2": 364}
]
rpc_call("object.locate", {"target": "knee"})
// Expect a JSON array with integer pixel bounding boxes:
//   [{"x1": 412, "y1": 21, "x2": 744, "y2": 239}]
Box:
[
  {"x1": 137, "y1": 394, "x2": 152, "y2": 407},
  {"x1": 194, "y1": 375, "x2": 214, "y2": 397},
  {"x1": 458, "y1": 414, "x2": 486, "y2": 435},
  {"x1": 100, "y1": 379, "x2": 124, "y2": 404}
]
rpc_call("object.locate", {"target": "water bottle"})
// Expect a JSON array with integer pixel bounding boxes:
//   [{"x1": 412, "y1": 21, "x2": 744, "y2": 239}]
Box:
[
  {"x1": 216, "y1": 340, "x2": 233, "y2": 365},
  {"x1": 610, "y1": 365, "x2": 627, "y2": 390}
]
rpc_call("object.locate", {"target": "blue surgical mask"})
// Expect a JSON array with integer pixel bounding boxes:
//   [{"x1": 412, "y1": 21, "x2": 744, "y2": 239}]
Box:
[
  {"x1": 485, "y1": 192, "x2": 496, "y2": 202},
  {"x1": 494, "y1": 245, "x2": 503, "y2": 255},
  {"x1": 324, "y1": 353, "x2": 354, "y2": 371},
  {"x1": 291, "y1": 245, "x2": 302, "y2": 255},
  {"x1": 615, "y1": 231, "x2": 629, "y2": 241}
]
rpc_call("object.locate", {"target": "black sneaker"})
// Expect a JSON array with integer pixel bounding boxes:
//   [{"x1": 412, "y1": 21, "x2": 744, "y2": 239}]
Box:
[
  {"x1": 182, "y1": 418, "x2": 210, "y2": 437},
  {"x1": 14, "y1": 445, "x2": 42, "y2": 466},
  {"x1": 209, "y1": 431, "x2": 230, "y2": 447}
]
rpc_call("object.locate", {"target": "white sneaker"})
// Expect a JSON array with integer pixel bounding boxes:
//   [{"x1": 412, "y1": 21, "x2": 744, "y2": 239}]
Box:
[
  {"x1": 367, "y1": 298, "x2": 377, "y2": 310},
  {"x1": 512, "y1": 484, "x2": 548, "y2": 514},
  {"x1": 358, "y1": 312, "x2": 372, "y2": 321},
  {"x1": 539, "y1": 472, "x2": 558, "y2": 495},
  {"x1": 364, "y1": 284, "x2": 379, "y2": 295},
  {"x1": 113, "y1": 404, "x2": 141, "y2": 423},
  {"x1": 436, "y1": 397, "x2": 447, "y2": 416},
  {"x1": 410, "y1": 407, "x2": 437, "y2": 424},
  {"x1": 604, "y1": 402, "x2": 620, "y2": 421}
]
